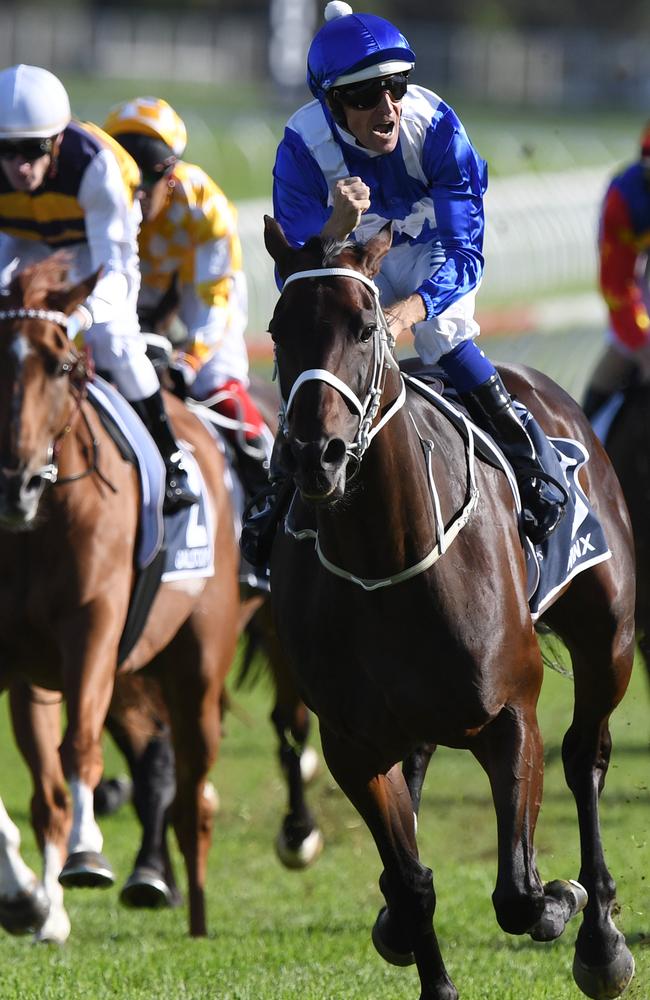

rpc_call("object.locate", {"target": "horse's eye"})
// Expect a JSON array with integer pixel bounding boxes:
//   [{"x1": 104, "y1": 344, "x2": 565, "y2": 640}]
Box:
[{"x1": 360, "y1": 324, "x2": 377, "y2": 343}]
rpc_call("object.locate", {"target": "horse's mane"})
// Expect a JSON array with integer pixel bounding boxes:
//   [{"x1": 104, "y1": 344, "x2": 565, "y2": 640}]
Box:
[
  {"x1": 8, "y1": 253, "x2": 71, "y2": 309},
  {"x1": 301, "y1": 235, "x2": 364, "y2": 270}
]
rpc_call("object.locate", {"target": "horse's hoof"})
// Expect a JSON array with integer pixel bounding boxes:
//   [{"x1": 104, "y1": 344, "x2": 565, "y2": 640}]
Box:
[
  {"x1": 34, "y1": 906, "x2": 71, "y2": 945},
  {"x1": 275, "y1": 825, "x2": 324, "y2": 869},
  {"x1": 371, "y1": 906, "x2": 415, "y2": 967},
  {"x1": 529, "y1": 878, "x2": 588, "y2": 942},
  {"x1": 120, "y1": 868, "x2": 173, "y2": 909},
  {"x1": 58, "y1": 851, "x2": 114, "y2": 889},
  {"x1": 572, "y1": 936, "x2": 635, "y2": 999},
  {"x1": 300, "y1": 746, "x2": 320, "y2": 784},
  {"x1": 0, "y1": 883, "x2": 50, "y2": 935}
]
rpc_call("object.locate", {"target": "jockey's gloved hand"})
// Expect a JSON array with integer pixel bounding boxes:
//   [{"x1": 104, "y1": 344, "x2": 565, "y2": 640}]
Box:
[{"x1": 67, "y1": 304, "x2": 93, "y2": 342}]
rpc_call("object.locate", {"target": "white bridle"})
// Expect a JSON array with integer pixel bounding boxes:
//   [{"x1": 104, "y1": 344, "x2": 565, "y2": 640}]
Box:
[
  {"x1": 0, "y1": 308, "x2": 69, "y2": 326},
  {"x1": 279, "y1": 267, "x2": 406, "y2": 460},
  {"x1": 277, "y1": 265, "x2": 479, "y2": 589}
]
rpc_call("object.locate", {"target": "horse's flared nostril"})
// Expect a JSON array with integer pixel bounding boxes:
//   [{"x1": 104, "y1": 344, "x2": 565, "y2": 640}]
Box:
[{"x1": 322, "y1": 438, "x2": 347, "y2": 468}]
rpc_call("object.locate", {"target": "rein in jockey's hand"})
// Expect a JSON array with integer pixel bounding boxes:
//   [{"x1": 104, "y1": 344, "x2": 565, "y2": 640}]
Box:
[
  {"x1": 320, "y1": 177, "x2": 371, "y2": 241},
  {"x1": 384, "y1": 293, "x2": 427, "y2": 342}
]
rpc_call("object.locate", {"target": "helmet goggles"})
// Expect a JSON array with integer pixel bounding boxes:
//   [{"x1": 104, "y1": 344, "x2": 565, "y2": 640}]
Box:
[
  {"x1": 0, "y1": 136, "x2": 54, "y2": 161},
  {"x1": 332, "y1": 71, "x2": 409, "y2": 110}
]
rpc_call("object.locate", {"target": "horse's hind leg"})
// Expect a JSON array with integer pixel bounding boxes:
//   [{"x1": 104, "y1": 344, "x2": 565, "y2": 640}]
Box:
[
  {"x1": 402, "y1": 743, "x2": 436, "y2": 828},
  {"x1": 104, "y1": 680, "x2": 180, "y2": 909},
  {"x1": 8, "y1": 682, "x2": 71, "y2": 943},
  {"x1": 160, "y1": 631, "x2": 230, "y2": 937},
  {"x1": 320, "y1": 725, "x2": 457, "y2": 1000},
  {"x1": 471, "y1": 700, "x2": 548, "y2": 936},
  {"x1": 548, "y1": 605, "x2": 635, "y2": 999}
]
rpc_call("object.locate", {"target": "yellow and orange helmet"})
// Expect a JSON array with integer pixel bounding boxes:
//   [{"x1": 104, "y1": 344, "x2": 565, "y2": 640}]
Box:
[{"x1": 103, "y1": 97, "x2": 187, "y2": 158}]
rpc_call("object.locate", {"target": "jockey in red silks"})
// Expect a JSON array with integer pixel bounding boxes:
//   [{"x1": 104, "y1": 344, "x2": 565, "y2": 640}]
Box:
[
  {"x1": 103, "y1": 97, "x2": 270, "y2": 504},
  {"x1": 583, "y1": 123, "x2": 650, "y2": 418}
]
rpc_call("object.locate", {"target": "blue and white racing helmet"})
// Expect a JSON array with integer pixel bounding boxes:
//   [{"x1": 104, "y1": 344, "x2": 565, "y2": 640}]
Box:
[{"x1": 307, "y1": 1, "x2": 415, "y2": 99}]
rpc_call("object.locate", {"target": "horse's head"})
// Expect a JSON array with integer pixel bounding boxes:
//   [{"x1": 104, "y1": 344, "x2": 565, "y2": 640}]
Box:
[
  {"x1": 265, "y1": 216, "x2": 394, "y2": 504},
  {"x1": 0, "y1": 255, "x2": 98, "y2": 527}
]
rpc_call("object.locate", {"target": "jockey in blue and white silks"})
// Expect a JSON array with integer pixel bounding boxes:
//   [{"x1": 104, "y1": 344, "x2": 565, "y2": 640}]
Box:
[
  {"x1": 263, "y1": 2, "x2": 566, "y2": 547},
  {"x1": 274, "y1": 85, "x2": 487, "y2": 367}
]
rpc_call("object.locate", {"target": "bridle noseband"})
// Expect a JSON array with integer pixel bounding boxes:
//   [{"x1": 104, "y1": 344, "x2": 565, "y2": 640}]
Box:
[{"x1": 278, "y1": 267, "x2": 406, "y2": 462}]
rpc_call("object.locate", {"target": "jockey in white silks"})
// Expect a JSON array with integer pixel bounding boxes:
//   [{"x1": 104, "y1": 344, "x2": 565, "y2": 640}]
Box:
[{"x1": 0, "y1": 64, "x2": 197, "y2": 512}]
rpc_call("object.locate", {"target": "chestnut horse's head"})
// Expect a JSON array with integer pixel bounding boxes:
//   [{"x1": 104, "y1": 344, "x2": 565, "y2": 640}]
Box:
[
  {"x1": 0, "y1": 254, "x2": 98, "y2": 527},
  {"x1": 264, "y1": 216, "x2": 395, "y2": 504}
]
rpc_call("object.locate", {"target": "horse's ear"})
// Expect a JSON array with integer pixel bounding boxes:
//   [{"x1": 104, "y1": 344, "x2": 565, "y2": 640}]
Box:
[
  {"x1": 360, "y1": 223, "x2": 393, "y2": 278},
  {"x1": 48, "y1": 267, "x2": 102, "y2": 315},
  {"x1": 264, "y1": 216, "x2": 294, "y2": 278}
]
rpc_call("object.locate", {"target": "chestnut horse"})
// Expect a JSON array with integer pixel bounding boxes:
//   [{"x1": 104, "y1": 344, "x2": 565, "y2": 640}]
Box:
[
  {"x1": 263, "y1": 217, "x2": 636, "y2": 1000},
  {"x1": 0, "y1": 256, "x2": 239, "y2": 940}
]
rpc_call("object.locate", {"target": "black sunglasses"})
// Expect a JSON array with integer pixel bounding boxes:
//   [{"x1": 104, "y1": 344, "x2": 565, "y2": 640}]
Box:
[
  {"x1": 137, "y1": 160, "x2": 175, "y2": 192},
  {"x1": 0, "y1": 137, "x2": 54, "y2": 162},
  {"x1": 332, "y1": 72, "x2": 410, "y2": 111}
]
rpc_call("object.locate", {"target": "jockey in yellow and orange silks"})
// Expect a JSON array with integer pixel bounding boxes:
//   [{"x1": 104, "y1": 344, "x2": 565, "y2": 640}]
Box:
[{"x1": 104, "y1": 97, "x2": 269, "y2": 502}]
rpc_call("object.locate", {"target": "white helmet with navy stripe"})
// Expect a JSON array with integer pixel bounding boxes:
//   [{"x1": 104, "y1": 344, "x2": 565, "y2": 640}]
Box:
[
  {"x1": 0, "y1": 64, "x2": 71, "y2": 139},
  {"x1": 307, "y1": 2, "x2": 415, "y2": 98}
]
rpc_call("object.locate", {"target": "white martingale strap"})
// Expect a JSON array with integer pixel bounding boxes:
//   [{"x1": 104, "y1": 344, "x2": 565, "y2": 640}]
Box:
[{"x1": 0, "y1": 308, "x2": 70, "y2": 327}]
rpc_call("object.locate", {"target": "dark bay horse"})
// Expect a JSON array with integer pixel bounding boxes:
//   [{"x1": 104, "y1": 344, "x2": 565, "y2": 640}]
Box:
[
  {"x1": 602, "y1": 386, "x2": 650, "y2": 684},
  {"x1": 263, "y1": 217, "x2": 636, "y2": 1000},
  {"x1": 0, "y1": 256, "x2": 239, "y2": 940}
]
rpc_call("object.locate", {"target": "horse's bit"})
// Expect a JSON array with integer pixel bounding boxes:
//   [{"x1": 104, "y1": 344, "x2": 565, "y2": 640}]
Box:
[{"x1": 276, "y1": 267, "x2": 479, "y2": 590}]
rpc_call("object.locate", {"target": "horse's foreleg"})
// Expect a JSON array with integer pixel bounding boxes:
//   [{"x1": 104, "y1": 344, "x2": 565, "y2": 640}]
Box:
[
  {"x1": 58, "y1": 609, "x2": 124, "y2": 890},
  {"x1": 320, "y1": 725, "x2": 457, "y2": 1000},
  {"x1": 8, "y1": 682, "x2": 70, "y2": 942},
  {"x1": 471, "y1": 703, "x2": 547, "y2": 936}
]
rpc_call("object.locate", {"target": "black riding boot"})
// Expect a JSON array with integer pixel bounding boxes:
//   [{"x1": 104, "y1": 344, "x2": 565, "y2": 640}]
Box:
[
  {"x1": 132, "y1": 390, "x2": 199, "y2": 514},
  {"x1": 461, "y1": 373, "x2": 566, "y2": 545},
  {"x1": 239, "y1": 435, "x2": 292, "y2": 569}
]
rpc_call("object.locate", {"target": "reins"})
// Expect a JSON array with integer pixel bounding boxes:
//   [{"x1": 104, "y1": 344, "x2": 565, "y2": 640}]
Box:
[{"x1": 277, "y1": 267, "x2": 479, "y2": 589}]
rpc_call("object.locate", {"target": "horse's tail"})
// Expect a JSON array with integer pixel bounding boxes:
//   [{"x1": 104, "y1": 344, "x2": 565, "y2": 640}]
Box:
[{"x1": 535, "y1": 621, "x2": 573, "y2": 679}]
